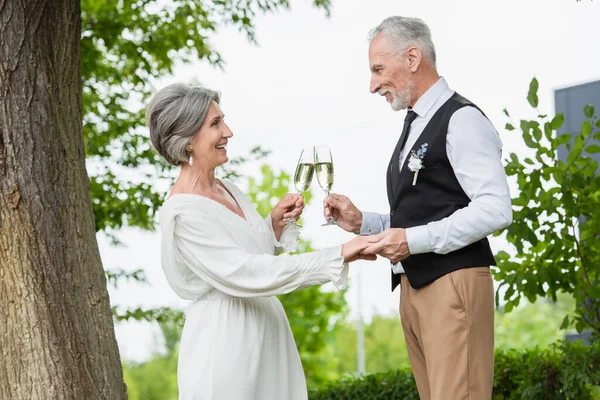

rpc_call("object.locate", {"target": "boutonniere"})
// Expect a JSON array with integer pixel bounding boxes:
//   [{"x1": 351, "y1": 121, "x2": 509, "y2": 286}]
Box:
[{"x1": 407, "y1": 143, "x2": 428, "y2": 186}]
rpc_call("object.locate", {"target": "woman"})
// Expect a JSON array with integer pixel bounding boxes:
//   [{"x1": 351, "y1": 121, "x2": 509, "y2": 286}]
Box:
[{"x1": 148, "y1": 83, "x2": 375, "y2": 400}]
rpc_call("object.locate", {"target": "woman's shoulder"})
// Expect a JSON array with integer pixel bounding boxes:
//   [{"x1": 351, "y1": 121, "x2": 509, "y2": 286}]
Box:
[{"x1": 160, "y1": 193, "x2": 210, "y2": 220}]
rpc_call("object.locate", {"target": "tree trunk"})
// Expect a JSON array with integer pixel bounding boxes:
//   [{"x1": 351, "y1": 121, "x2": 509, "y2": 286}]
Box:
[{"x1": 0, "y1": 1, "x2": 127, "y2": 398}]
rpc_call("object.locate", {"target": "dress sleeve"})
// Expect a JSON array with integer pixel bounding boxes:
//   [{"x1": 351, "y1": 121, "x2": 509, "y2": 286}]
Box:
[
  {"x1": 172, "y1": 210, "x2": 348, "y2": 297},
  {"x1": 264, "y1": 213, "x2": 300, "y2": 254}
]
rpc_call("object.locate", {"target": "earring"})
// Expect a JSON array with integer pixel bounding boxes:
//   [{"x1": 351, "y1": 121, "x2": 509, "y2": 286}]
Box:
[{"x1": 186, "y1": 146, "x2": 193, "y2": 166}]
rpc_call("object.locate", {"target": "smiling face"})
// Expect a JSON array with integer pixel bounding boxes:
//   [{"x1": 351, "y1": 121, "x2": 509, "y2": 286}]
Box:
[
  {"x1": 188, "y1": 101, "x2": 233, "y2": 169},
  {"x1": 368, "y1": 33, "x2": 414, "y2": 111}
]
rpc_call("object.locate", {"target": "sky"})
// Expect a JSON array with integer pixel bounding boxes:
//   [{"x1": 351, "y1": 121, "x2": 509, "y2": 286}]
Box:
[{"x1": 100, "y1": 0, "x2": 600, "y2": 361}]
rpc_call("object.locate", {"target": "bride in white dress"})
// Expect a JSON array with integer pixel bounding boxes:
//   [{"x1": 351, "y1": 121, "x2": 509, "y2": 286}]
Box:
[{"x1": 147, "y1": 83, "x2": 375, "y2": 400}]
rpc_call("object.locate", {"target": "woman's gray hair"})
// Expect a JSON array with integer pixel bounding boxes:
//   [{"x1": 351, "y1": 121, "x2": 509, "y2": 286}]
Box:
[
  {"x1": 368, "y1": 16, "x2": 437, "y2": 68},
  {"x1": 146, "y1": 83, "x2": 220, "y2": 166}
]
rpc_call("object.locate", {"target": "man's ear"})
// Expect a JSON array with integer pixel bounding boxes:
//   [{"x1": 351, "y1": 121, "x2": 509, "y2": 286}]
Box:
[{"x1": 405, "y1": 46, "x2": 422, "y2": 72}]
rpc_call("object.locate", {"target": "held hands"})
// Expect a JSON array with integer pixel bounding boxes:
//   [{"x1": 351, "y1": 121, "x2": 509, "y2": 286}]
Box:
[
  {"x1": 341, "y1": 236, "x2": 378, "y2": 263},
  {"x1": 323, "y1": 194, "x2": 363, "y2": 233},
  {"x1": 362, "y1": 228, "x2": 410, "y2": 264},
  {"x1": 271, "y1": 194, "x2": 305, "y2": 238}
]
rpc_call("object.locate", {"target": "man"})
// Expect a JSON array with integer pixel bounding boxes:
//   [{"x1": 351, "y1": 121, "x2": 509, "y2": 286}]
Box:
[{"x1": 324, "y1": 16, "x2": 512, "y2": 400}]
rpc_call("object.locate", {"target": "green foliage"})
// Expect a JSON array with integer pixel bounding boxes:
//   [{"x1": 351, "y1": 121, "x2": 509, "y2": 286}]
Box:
[
  {"x1": 82, "y1": 0, "x2": 330, "y2": 236},
  {"x1": 495, "y1": 78, "x2": 600, "y2": 335},
  {"x1": 309, "y1": 341, "x2": 600, "y2": 400},
  {"x1": 309, "y1": 370, "x2": 419, "y2": 400},
  {"x1": 105, "y1": 267, "x2": 185, "y2": 324},
  {"x1": 331, "y1": 315, "x2": 410, "y2": 377},
  {"x1": 492, "y1": 341, "x2": 600, "y2": 400},
  {"x1": 495, "y1": 293, "x2": 575, "y2": 350},
  {"x1": 105, "y1": 268, "x2": 147, "y2": 287},
  {"x1": 123, "y1": 322, "x2": 179, "y2": 400},
  {"x1": 112, "y1": 306, "x2": 185, "y2": 325},
  {"x1": 327, "y1": 295, "x2": 573, "y2": 380},
  {"x1": 120, "y1": 295, "x2": 581, "y2": 398},
  {"x1": 246, "y1": 164, "x2": 348, "y2": 388}
]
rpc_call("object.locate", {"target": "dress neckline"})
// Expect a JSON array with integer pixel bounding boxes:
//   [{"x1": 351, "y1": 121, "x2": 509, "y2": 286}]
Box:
[{"x1": 165, "y1": 179, "x2": 250, "y2": 224}]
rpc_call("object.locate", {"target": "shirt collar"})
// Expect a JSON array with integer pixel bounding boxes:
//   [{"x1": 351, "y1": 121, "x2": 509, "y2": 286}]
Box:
[{"x1": 411, "y1": 76, "x2": 449, "y2": 118}]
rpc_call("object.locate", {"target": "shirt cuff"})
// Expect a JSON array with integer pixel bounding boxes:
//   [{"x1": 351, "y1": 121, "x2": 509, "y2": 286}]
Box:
[
  {"x1": 391, "y1": 262, "x2": 405, "y2": 274},
  {"x1": 360, "y1": 212, "x2": 382, "y2": 235},
  {"x1": 405, "y1": 225, "x2": 432, "y2": 254}
]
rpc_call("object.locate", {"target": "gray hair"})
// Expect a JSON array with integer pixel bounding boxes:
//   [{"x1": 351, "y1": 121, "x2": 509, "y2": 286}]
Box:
[
  {"x1": 368, "y1": 16, "x2": 437, "y2": 68},
  {"x1": 146, "y1": 83, "x2": 220, "y2": 166}
]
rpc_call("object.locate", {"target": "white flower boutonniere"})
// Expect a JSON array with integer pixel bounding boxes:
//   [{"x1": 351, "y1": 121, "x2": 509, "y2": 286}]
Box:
[{"x1": 407, "y1": 143, "x2": 428, "y2": 186}]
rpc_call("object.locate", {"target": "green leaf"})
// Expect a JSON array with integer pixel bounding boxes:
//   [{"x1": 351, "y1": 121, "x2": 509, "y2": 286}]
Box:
[
  {"x1": 585, "y1": 144, "x2": 600, "y2": 154},
  {"x1": 505, "y1": 123, "x2": 515, "y2": 131},
  {"x1": 532, "y1": 124, "x2": 542, "y2": 142},
  {"x1": 584, "y1": 104, "x2": 595, "y2": 119},
  {"x1": 544, "y1": 122, "x2": 553, "y2": 142},
  {"x1": 503, "y1": 108, "x2": 510, "y2": 117},
  {"x1": 527, "y1": 77, "x2": 539, "y2": 108},
  {"x1": 581, "y1": 120, "x2": 592, "y2": 138},
  {"x1": 523, "y1": 132, "x2": 538, "y2": 149},
  {"x1": 504, "y1": 301, "x2": 515, "y2": 313},
  {"x1": 555, "y1": 133, "x2": 571, "y2": 146},
  {"x1": 550, "y1": 113, "x2": 564, "y2": 130},
  {"x1": 575, "y1": 319, "x2": 586, "y2": 334},
  {"x1": 520, "y1": 120, "x2": 539, "y2": 149},
  {"x1": 512, "y1": 197, "x2": 528, "y2": 207},
  {"x1": 559, "y1": 315, "x2": 569, "y2": 330},
  {"x1": 572, "y1": 135, "x2": 585, "y2": 155}
]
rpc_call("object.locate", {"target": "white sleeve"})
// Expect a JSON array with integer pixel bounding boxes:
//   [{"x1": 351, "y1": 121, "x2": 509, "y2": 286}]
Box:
[
  {"x1": 264, "y1": 213, "x2": 300, "y2": 254},
  {"x1": 359, "y1": 212, "x2": 390, "y2": 235},
  {"x1": 405, "y1": 106, "x2": 512, "y2": 254},
  {"x1": 173, "y1": 212, "x2": 348, "y2": 297}
]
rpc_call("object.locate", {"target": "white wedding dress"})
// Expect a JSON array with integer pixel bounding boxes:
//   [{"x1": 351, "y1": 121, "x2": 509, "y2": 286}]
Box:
[{"x1": 159, "y1": 180, "x2": 348, "y2": 400}]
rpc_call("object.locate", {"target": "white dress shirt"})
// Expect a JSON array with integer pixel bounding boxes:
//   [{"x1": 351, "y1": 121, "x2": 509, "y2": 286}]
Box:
[{"x1": 360, "y1": 77, "x2": 512, "y2": 274}]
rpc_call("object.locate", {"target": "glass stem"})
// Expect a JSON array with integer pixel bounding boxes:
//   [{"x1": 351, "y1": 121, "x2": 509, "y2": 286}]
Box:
[{"x1": 325, "y1": 191, "x2": 334, "y2": 222}]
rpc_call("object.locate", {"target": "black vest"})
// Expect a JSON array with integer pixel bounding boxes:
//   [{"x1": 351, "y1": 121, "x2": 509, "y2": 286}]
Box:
[{"x1": 387, "y1": 93, "x2": 496, "y2": 291}]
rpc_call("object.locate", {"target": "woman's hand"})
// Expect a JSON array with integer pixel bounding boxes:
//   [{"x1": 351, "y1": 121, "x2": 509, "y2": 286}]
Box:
[
  {"x1": 341, "y1": 236, "x2": 378, "y2": 263},
  {"x1": 271, "y1": 194, "x2": 305, "y2": 239}
]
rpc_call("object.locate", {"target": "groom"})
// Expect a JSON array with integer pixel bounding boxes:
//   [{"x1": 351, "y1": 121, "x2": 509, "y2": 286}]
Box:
[{"x1": 324, "y1": 16, "x2": 512, "y2": 400}]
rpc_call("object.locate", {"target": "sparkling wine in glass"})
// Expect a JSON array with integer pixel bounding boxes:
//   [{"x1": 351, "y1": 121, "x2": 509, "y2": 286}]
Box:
[
  {"x1": 313, "y1": 145, "x2": 339, "y2": 226},
  {"x1": 286, "y1": 149, "x2": 314, "y2": 227}
]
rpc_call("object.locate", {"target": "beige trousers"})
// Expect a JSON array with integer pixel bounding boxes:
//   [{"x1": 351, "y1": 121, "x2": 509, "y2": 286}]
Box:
[{"x1": 399, "y1": 267, "x2": 495, "y2": 400}]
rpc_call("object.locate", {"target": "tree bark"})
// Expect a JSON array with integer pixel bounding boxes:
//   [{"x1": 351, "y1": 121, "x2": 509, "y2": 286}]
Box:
[{"x1": 0, "y1": 1, "x2": 127, "y2": 398}]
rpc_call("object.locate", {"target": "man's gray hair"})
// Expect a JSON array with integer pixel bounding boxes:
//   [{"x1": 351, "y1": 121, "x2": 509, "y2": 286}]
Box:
[
  {"x1": 146, "y1": 83, "x2": 220, "y2": 166},
  {"x1": 368, "y1": 16, "x2": 436, "y2": 68}
]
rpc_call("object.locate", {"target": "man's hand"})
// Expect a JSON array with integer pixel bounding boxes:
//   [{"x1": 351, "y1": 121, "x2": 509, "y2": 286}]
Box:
[
  {"x1": 323, "y1": 194, "x2": 363, "y2": 233},
  {"x1": 362, "y1": 228, "x2": 410, "y2": 264}
]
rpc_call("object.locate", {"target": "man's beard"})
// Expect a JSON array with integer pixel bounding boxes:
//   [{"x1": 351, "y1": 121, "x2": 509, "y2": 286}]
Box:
[{"x1": 390, "y1": 80, "x2": 413, "y2": 111}]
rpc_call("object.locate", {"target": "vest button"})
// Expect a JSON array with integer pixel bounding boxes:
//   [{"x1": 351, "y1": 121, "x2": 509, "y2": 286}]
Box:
[{"x1": 390, "y1": 211, "x2": 395, "y2": 216}]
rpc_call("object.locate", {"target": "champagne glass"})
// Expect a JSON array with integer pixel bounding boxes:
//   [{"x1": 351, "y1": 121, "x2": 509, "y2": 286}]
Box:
[
  {"x1": 286, "y1": 149, "x2": 314, "y2": 227},
  {"x1": 313, "y1": 145, "x2": 339, "y2": 226}
]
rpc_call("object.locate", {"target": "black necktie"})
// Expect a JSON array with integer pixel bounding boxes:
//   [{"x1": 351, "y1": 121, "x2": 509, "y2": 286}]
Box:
[
  {"x1": 390, "y1": 109, "x2": 418, "y2": 196},
  {"x1": 397, "y1": 109, "x2": 418, "y2": 155}
]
